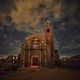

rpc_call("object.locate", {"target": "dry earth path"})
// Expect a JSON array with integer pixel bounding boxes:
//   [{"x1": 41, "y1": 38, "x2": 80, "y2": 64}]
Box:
[{"x1": 0, "y1": 68, "x2": 80, "y2": 80}]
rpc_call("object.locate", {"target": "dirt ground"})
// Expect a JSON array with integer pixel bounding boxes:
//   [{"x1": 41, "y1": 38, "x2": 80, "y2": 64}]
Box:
[{"x1": 0, "y1": 68, "x2": 80, "y2": 80}]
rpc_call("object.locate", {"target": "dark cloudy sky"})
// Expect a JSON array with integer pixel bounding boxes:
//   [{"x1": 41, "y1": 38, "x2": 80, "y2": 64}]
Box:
[{"x1": 0, "y1": 0, "x2": 80, "y2": 57}]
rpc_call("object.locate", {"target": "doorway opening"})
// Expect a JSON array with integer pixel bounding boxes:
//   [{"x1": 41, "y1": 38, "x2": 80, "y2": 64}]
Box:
[{"x1": 31, "y1": 56, "x2": 39, "y2": 67}]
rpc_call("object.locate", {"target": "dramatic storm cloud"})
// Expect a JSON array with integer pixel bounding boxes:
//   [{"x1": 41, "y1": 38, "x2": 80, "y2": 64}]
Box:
[
  {"x1": 0, "y1": 0, "x2": 80, "y2": 57},
  {"x1": 11, "y1": 0, "x2": 62, "y2": 22},
  {"x1": 0, "y1": 0, "x2": 18, "y2": 14},
  {"x1": 10, "y1": 0, "x2": 62, "y2": 34}
]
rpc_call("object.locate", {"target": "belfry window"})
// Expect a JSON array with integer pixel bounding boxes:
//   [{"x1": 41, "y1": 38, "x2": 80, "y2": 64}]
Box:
[{"x1": 47, "y1": 28, "x2": 50, "y2": 32}]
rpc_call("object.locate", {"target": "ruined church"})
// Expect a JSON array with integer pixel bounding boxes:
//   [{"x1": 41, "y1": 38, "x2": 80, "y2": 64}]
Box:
[{"x1": 19, "y1": 21, "x2": 59, "y2": 68}]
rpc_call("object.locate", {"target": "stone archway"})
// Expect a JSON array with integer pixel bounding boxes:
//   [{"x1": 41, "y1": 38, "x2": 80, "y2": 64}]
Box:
[{"x1": 31, "y1": 56, "x2": 39, "y2": 67}]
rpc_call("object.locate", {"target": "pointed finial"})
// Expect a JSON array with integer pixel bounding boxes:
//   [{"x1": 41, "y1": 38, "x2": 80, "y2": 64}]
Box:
[
  {"x1": 46, "y1": 20, "x2": 51, "y2": 24},
  {"x1": 46, "y1": 20, "x2": 50, "y2": 23}
]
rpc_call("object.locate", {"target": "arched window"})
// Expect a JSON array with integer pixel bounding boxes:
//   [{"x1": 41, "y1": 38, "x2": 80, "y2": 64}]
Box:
[
  {"x1": 41, "y1": 40, "x2": 45, "y2": 44},
  {"x1": 27, "y1": 41, "x2": 30, "y2": 44},
  {"x1": 47, "y1": 28, "x2": 50, "y2": 32},
  {"x1": 33, "y1": 37, "x2": 38, "y2": 40}
]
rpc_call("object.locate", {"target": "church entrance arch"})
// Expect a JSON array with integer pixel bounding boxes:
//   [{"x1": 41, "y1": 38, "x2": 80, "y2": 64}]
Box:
[{"x1": 31, "y1": 55, "x2": 39, "y2": 67}]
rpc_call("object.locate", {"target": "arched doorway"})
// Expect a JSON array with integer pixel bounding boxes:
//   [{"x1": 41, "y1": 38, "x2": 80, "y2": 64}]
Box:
[{"x1": 31, "y1": 56, "x2": 39, "y2": 67}]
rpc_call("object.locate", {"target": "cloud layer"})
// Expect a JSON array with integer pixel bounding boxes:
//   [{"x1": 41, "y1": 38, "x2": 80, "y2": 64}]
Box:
[
  {"x1": 10, "y1": 0, "x2": 62, "y2": 34},
  {"x1": 11, "y1": 0, "x2": 62, "y2": 23},
  {"x1": 0, "y1": 0, "x2": 80, "y2": 57}
]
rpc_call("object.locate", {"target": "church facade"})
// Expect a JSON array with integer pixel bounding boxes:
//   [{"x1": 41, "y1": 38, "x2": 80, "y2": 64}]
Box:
[{"x1": 19, "y1": 21, "x2": 59, "y2": 68}]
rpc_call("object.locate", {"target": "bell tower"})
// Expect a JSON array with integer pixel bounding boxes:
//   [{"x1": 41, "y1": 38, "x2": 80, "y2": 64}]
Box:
[
  {"x1": 44, "y1": 20, "x2": 55, "y2": 67},
  {"x1": 44, "y1": 21, "x2": 53, "y2": 44}
]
